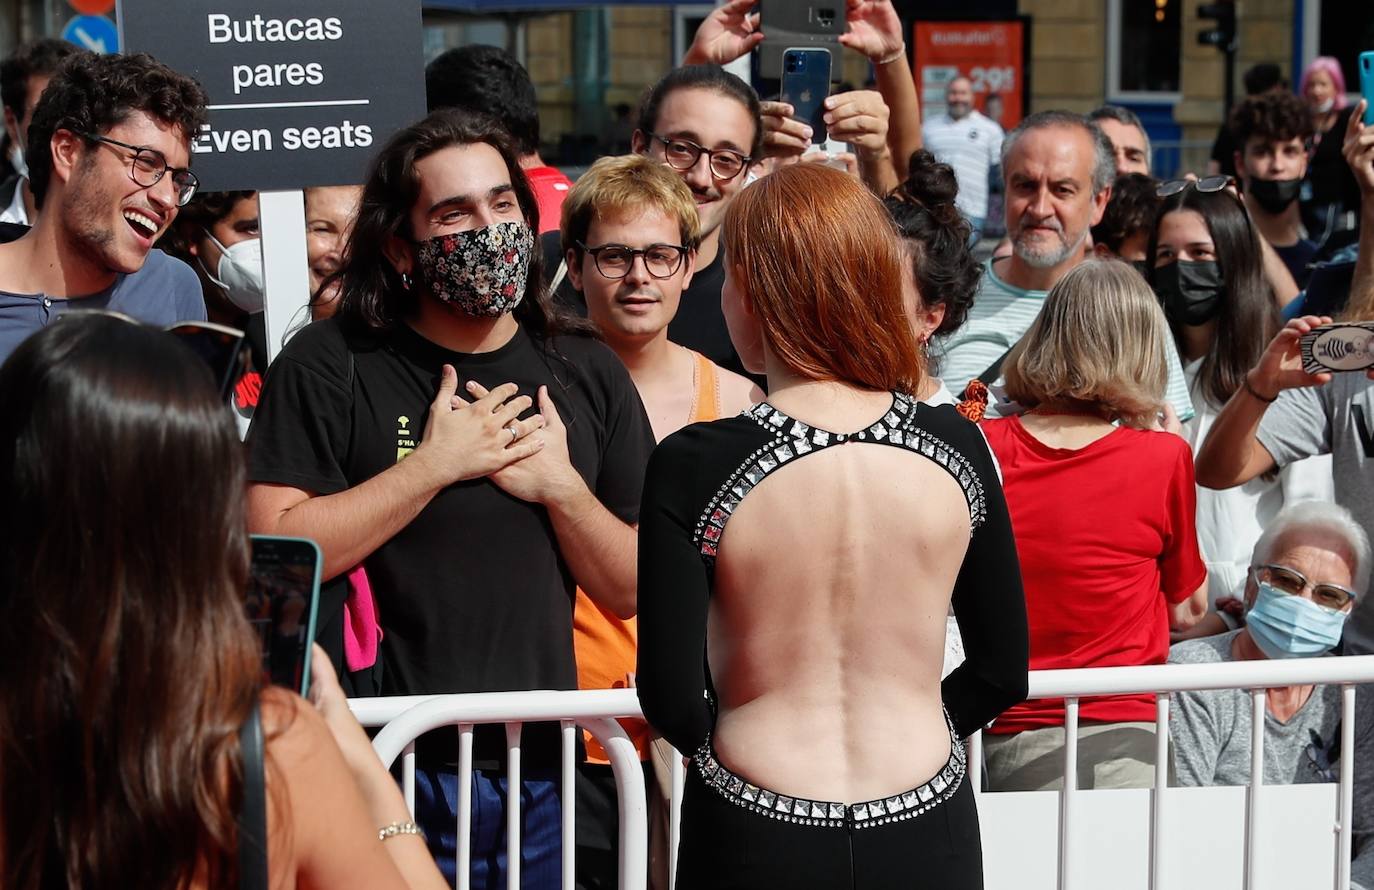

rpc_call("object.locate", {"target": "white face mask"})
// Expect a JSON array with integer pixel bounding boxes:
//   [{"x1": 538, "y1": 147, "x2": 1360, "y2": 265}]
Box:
[
  {"x1": 1314, "y1": 97, "x2": 1335, "y2": 114},
  {"x1": 200, "y1": 231, "x2": 265, "y2": 313},
  {"x1": 8, "y1": 142, "x2": 26, "y2": 180}
]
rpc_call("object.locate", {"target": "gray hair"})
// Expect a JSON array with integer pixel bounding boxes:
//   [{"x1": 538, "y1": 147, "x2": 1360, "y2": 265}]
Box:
[
  {"x1": 1000, "y1": 110, "x2": 1117, "y2": 196},
  {"x1": 1251, "y1": 501, "x2": 1372, "y2": 599},
  {"x1": 1087, "y1": 104, "x2": 1153, "y2": 169}
]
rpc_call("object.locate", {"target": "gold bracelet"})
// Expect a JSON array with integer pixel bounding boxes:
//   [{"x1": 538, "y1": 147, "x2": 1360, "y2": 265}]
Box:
[
  {"x1": 378, "y1": 821, "x2": 424, "y2": 842},
  {"x1": 876, "y1": 46, "x2": 906, "y2": 66}
]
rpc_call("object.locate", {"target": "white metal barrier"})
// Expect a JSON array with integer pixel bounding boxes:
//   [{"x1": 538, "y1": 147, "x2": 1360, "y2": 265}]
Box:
[{"x1": 350, "y1": 656, "x2": 1374, "y2": 890}]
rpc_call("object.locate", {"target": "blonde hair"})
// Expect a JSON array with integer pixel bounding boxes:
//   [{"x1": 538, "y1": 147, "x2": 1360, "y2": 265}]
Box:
[
  {"x1": 1002, "y1": 259, "x2": 1170, "y2": 428},
  {"x1": 559, "y1": 154, "x2": 701, "y2": 255}
]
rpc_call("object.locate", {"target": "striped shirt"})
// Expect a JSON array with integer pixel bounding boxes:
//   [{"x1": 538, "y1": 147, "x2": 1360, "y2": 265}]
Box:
[
  {"x1": 936, "y1": 259, "x2": 1196, "y2": 422},
  {"x1": 921, "y1": 111, "x2": 1003, "y2": 219}
]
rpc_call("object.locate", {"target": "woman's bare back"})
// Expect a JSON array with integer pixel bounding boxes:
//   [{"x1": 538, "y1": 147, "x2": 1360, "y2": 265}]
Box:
[{"x1": 637, "y1": 392, "x2": 1028, "y2": 807}]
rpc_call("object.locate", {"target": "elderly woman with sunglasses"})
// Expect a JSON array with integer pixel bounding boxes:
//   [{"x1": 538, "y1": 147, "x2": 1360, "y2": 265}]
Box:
[{"x1": 1168, "y1": 501, "x2": 1369, "y2": 787}]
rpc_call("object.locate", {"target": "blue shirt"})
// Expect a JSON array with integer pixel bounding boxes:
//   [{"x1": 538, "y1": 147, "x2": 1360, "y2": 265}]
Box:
[{"x1": 0, "y1": 248, "x2": 206, "y2": 364}]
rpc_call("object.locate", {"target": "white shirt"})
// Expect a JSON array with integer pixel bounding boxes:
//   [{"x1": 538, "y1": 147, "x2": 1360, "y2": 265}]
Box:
[
  {"x1": 921, "y1": 110, "x2": 1003, "y2": 219},
  {"x1": 0, "y1": 177, "x2": 28, "y2": 226}
]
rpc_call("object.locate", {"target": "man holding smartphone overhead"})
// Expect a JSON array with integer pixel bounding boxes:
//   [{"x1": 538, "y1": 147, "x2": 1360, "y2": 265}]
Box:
[{"x1": 1196, "y1": 102, "x2": 1374, "y2": 657}]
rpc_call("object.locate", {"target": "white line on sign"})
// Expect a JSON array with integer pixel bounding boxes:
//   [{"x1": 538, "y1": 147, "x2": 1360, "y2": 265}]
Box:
[
  {"x1": 207, "y1": 99, "x2": 372, "y2": 111},
  {"x1": 74, "y1": 27, "x2": 107, "y2": 53}
]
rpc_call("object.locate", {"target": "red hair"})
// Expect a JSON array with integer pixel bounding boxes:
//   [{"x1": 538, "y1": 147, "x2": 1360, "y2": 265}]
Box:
[{"x1": 721, "y1": 164, "x2": 922, "y2": 392}]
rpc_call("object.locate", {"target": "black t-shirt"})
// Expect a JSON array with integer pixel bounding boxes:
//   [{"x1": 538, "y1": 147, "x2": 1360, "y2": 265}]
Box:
[
  {"x1": 1210, "y1": 123, "x2": 1237, "y2": 179},
  {"x1": 246, "y1": 317, "x2": 654, "y2": 706},
  {"x1": 1307, "y1": 107, "x2": 1362, "y2": 212},
  {"x1": 666, "y1": 253, "x2": 751, "y2": 379},
  {"x1": 1275, "y1": 238, "x2": 1319, "y2": 289}
]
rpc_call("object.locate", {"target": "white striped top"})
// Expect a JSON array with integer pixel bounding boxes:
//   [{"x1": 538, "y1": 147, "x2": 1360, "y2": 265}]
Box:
[{"x1": 936, "y1": 259, "x2": 1197, "y2": 422}]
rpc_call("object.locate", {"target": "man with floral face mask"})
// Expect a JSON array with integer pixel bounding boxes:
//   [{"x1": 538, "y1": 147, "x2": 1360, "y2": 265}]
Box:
[
  {"x1": 245, "y1": 110, "x2": 655, "y2": 889},
  {"x1": 1230, "y1": 91, "x2": 1318, "y2": 290},
  {"x1": 1168, "y1": 501, "x2": 1368, "y2": 786}
]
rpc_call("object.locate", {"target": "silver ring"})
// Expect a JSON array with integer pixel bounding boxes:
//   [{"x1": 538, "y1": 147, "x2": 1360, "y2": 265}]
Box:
[{"x1": 506, "y1": 423, "x2": 519, "y2": 444}]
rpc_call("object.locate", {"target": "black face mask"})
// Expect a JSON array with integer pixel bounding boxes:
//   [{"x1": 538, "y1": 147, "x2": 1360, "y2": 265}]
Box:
[
  {"x1": 1154, "y1": 260, "x2": 1225, "y2": 326},
  {"x1": 1246, "y1": 177, "x2": 1303, "y2": 215}
]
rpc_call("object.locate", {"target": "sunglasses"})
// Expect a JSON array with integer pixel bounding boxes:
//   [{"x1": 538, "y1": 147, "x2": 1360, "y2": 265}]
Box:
[{"x1": 1156, "y1": 175, "x2": 1235, "y2": 198}]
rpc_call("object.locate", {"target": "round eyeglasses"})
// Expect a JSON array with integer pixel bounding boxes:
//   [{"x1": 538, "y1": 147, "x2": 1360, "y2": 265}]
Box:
[
  {"x1": 1252, "y1": 563, "x2": 1357, "y2": 612},
  {"x1": 577, "y1": 242, "x2": 689, "y2": 280},
  {"x1": 1156, "y1": 175, "x2": 1234, "y2": 199},
  {"x1": 649, "y1": 133, "x2": 751, "y2": 181},
  {"x1": 78, "y1": 131, "x2": 200, "y2": 207}
]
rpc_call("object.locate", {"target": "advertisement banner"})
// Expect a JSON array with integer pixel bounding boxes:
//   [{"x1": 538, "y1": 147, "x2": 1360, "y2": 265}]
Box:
[{"x1": 913, "y1": 20, "x2": 1027, "y2": 130}]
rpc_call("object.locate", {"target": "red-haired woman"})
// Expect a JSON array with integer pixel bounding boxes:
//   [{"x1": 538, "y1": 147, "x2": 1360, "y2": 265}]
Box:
[{"x1": 636, "y1": 164, "x2": 1028, "y2": 888}]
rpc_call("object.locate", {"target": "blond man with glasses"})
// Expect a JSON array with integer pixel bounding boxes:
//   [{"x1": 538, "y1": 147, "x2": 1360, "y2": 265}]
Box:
[{"x1": 0, "y1": 51, "x2": 209, "y2": 364}]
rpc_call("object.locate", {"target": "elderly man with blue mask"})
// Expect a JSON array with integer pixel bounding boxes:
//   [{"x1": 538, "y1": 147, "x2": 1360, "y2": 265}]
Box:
[{"x1": 1168, "y1": 501, "x2": 1369, "y2": 786}]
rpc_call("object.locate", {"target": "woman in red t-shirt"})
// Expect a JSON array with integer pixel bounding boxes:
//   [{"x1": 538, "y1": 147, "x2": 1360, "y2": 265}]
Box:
[{"x1": 980, "y1": 259, "x2": 1208, "y2": 792}]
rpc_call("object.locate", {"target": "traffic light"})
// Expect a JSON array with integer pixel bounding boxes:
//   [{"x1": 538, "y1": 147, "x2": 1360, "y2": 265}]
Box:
[{"x1": 1198, "y1": 2, "x2": 1236, "y2": 51}]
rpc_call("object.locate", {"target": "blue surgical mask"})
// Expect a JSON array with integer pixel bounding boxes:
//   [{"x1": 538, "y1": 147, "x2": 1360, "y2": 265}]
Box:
[{"x1": 1246, "y1": 582, "x2": 1349, "y2": 659}]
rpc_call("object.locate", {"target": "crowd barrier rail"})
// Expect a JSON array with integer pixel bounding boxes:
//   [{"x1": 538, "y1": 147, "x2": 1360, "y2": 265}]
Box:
[{"x1": 350, "y1": 655, "x2": 1374, "y2": 890}]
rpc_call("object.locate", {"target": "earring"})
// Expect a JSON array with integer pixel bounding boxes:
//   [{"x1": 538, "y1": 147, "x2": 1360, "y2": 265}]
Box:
[{"x1": 400, "y1": 272, "x2": 412, "y2": 290}]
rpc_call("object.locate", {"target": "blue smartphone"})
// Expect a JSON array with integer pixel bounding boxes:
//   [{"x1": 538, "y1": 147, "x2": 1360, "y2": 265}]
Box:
[
  {"x1": 781, "y1": 47, "x2": 832, "y2": 145},
  {"x1": 1361, "y1": 52, "x2": 1374, "y2": 126},
  {"x1": 246, "y1": 535, "x2": 322, "y2": 696}
]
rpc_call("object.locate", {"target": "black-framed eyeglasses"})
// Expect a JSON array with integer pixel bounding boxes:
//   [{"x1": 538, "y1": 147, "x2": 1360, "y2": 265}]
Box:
[
  {"x1": 648, "y1": 132, "x2": 751, "y2": 181},
  {"x1": 1252, "y1": 563, "x2": 1358, "y2": 612},
  {"x1": 577, "y1": 241, "x2": 689, "y2": 280},
  {"x1": 1157, "y1": 175, "x2": 1235, "y2": 198},
  {"x1": 76, "y1": 130, "x2": 200, "y2": 207}
]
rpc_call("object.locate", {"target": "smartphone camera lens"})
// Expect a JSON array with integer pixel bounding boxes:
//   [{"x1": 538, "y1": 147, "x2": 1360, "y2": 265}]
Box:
[
  {"x1": 786, "y1": 55, "x2": 803, "y2": 73},
  {"x1": 816, "y1": 8, "x2": 836, "y2": 28}
]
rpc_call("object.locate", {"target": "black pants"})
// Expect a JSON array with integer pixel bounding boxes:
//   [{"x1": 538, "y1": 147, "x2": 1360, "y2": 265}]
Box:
[{"x1": 675, "y1": 753, "x2": 983, "y2": 889}]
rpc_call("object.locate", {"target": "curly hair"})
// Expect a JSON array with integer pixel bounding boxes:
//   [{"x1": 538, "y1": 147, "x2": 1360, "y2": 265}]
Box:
[
  {"x1": 27, "y1": 51, "x2": 208, "y2": 209},
  {"x1": 883, "y1": 150, "x2": 982, "y2": 337},
  {"x1": 1090, "y1": 173, "x2": 1161, "y2": 255},
  {"x1": 160, "y1": 190, "x2": 257, "y2": 264},
  {"x1": 1228, "y1": 91, "x2": 1314, "y2": 150}
]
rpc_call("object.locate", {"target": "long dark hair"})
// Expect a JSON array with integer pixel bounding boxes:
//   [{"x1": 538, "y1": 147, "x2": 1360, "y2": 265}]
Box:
[
  {"x1": 884, "y1": 149, "x2": 982, "y2": 337},
  {"x1": 0, "y1": 315, "x2": 262, "y2": 890},
  {"x1": 1148, "y1": 187, "x2": 1278, "y2": 407},
  {"x1": 336, "y1": 108, "x2": 596, "y2": 340}
]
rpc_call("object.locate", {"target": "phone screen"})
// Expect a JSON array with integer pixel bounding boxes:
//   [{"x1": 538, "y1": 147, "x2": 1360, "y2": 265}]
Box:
[
  {"x1": 246, "y1": 536, "x2": 322, "y2": 696},
  {"x1": 166, "y1": 322, "x2": 248, "y2": 402}
]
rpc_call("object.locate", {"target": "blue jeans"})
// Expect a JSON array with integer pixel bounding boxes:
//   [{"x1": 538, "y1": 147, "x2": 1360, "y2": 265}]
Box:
[{"x1": 415, "y1": 765, "x2": 562, "y2": 888}]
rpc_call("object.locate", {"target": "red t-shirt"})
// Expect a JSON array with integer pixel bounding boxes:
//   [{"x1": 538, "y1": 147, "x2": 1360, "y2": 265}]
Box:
[
  {"x1": 979, "y1": 416, "x2": 1206, "y2": 732},
  {"x1": 525, "y1": 165, "x2": 573, "y2": 234}
]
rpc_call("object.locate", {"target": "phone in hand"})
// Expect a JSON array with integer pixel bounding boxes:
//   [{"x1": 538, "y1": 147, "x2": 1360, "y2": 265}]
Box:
[
  {"x1": 1298, "y1": 321, "x2": 1374, "y2": 374},
  {"x1": 757, "y1": 2, "x2": 845, "y2": 78},
  {"x1": 166, "y1": 321, "x2": 248, "y2": 403},
  {"x1": 781, "y1": 48, "x2": 832, "y2": 145},
  {"x1": 1361, "y1": 52, "x2": 1374, "y2": 126},
  {"x1": 246, "y1": 535, "x2": 322, "y2": 696}
]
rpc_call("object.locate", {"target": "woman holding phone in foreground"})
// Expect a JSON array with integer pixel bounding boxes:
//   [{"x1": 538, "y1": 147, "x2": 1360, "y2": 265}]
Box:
[
  {"x1": 636, "y1": 164, "x2": 1029, "y2": 888},
  {"x1": 0, "y1": 315, "x2": 446, "y2": 890}
]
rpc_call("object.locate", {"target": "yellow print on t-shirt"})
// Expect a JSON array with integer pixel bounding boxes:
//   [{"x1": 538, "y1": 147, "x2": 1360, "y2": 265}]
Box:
[{"x1": 396, "y1": 415, "x2": 416, "y2": 462}]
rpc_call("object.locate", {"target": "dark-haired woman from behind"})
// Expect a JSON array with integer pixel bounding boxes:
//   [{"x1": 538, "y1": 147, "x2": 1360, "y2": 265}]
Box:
[
  {"x1": 0, "y1": 315, "x2": 447, "y2": 890},
  {"x1": 637, "y1": 163, "x2": 1028, "y2": 889},
  {"x1": 1148, "y1": 184, "x2": 1333, "y2": 639},
  {"x1": 884, "y1": 150, "x2": 984, "y2": 408}
]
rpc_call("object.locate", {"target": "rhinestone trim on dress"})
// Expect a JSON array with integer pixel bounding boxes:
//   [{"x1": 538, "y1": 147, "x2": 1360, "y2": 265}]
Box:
[
  {"x1": 691, "y1": 393, "x2": 988, "y2": 564},
  {"x1": 694, "y1": 709, "x2": 967, "y2": 830}
]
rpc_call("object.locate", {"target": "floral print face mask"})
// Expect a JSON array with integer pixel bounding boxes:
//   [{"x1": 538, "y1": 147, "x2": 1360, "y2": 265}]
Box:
[{"x1": 413, "y1": 220, "x2": 535, "y2": 318}]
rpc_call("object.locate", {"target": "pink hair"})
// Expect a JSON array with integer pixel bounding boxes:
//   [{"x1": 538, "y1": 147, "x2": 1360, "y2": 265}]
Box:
[{"x1": 1300, "y1": 56, "x2": 1348, "y2": 110}]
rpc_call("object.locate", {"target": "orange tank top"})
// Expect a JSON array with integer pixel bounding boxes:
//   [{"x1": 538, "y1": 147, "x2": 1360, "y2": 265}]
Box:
[{"x1": 573, "y1": 350, "x2": 724, "y2": 762}]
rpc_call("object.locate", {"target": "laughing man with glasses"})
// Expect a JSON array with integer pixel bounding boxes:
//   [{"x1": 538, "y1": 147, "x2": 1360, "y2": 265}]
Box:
[
  {"x1": 0, "y1": 51, "x2": 209, "y2": 364},
  {"x1": 1168, "y1": 502, "x2": 1370, "y2": 788}
]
